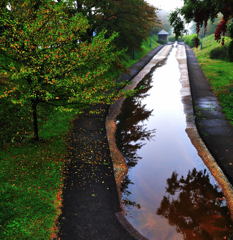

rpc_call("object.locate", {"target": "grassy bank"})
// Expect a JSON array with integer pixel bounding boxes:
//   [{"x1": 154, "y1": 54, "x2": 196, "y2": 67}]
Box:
[
  {"x1": 194, "y1": 35, "x2": 233, "y2": 125},
  {"x1": 0, "y1": 36, "x2": 160, "y2": 239},
  {"x1": 122, "y1": 34, "x2": 160, "y2": 68}
]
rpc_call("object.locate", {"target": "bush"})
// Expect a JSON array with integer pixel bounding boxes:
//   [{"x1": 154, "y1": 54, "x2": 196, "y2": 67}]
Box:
[
  {"x1": 183, "y1": 34, "x2": 198, "y2": 48},
  {"x1": 0, "y1": 100, "x2": 31, "y2": 146},
  {"x1": 228, "y1": 41, "x2": 233, "y2": 62},
  {"x1": 168, "y1": 35, "x2": 183, "y2": 42},
  {"x1": 209, "y1": 45, "x2": 229, "y2": 60},
  {"x1": 158, "y1": 39, "x2": 167, "y2": 44},
  {"x1": 0, "y1": 98, "x2": 55, "y2": 146}
]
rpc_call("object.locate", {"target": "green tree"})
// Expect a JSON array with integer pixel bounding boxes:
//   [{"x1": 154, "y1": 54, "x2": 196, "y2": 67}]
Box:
[
  {"x1": 0, "y1": 0, "x2": 122, "y2": 140},
  {"x1": 169, "y1": 10, "x2": 185, "y2": 40},
  {"x1": 170, "y1": 0, "x2": 233, "y2": 45},
  {"x1": 63, "y1": 0, "x2": 160, "y2": 53}
]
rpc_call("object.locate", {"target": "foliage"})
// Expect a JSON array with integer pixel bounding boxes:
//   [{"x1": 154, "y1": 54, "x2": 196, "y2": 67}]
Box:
[
  {"x1": 0, "y1": 109, "x2": 75, "y2": 239},
  {"x1": 228, "y1": 21, "x2": 233, "y2": 61},
  {"x1": 169, "y1": 10, "x2": 185, "y2": 40},
  {"x1": 183, "y1": 34, "x2": 198, "y2": 48},
  {"x1": 63, "y1": 0, "x2": 160, "y2": 53},
  {"x1": 122, "y1": 34, "x2": 159, "y2": 68},
  {"x1": 194, "y1": 35, "x2": 233, "y2": 125},
  {"x1": 228, "y1": 40, "x2": 233, "y2": 62},
  {"x1": 0, "y1": 0, "x2": 122, "y2": 140},
  {"x1": 0, "y1": 103, "x2": 31, "y2": 147},
  {"x1": 168, "y1": 35, "x2": 183, "y2": 42},
  {"x1": 209, "y1": 45, "x2": 229, "y2": 60},
  {"x1": 170, "y1": 0, "x2": 233, "y2": 45}
]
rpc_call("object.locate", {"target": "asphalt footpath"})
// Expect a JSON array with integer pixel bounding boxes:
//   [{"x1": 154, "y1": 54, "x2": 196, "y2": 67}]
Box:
[
  {"x1": 58, "y1": 45, "x2": 164, "y2": 240},
  {"x1": 185, "y1": 45, "x2": 233, "y2": 185}
]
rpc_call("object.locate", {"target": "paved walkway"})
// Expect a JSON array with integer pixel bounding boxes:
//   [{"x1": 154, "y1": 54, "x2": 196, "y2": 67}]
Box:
[{"x1": 58, "y1": 46, "x2": 164, "y2": 240}]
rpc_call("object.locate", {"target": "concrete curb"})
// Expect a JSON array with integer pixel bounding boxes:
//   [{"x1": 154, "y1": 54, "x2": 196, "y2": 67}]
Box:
[{"x1": 178, "y1": 44, "x2": 233, "y2": 219}]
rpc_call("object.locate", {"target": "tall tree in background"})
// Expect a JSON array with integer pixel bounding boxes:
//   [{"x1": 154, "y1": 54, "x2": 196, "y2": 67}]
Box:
[
  {"x1": 64, "y1": 0, "x2": 160, "y2": 53},
  {"x1": 169, "y1": 10, "x2": 185, "y2": 40},
  {"x1": 0, "y1": 0, "x2": 122, "y2": 140}
]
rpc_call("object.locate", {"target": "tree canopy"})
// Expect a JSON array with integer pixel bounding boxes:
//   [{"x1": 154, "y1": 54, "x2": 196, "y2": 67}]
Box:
[
  {"x1": 63, "y1": 0, "x2": 160, "y2": 52},
  {"x1": 170, "y1": 0, "x2": 233, "y2": 44},
  {"x1": 0, "y1": 0, "x2": 122, "y2": 140}
]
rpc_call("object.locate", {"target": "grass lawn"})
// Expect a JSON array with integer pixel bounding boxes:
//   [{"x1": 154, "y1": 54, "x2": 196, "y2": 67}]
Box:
[
  {"x1": 0, "y1": 35, "x2": 160, "y2": 239},
  {"x1": 0, "y1": 110, "x2": 75, "y2": 239},
  {"x1": 194, "y1": 35, "x2": 233, "y2": 125}
]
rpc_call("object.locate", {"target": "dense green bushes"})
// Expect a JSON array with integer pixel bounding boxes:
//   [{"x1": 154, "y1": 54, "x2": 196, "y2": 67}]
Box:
[
  {"x1": 183, "y1": 34, "x2": 198, "y2": 48},
  {"x1": 209, "y1": 45, "x2": 229, "y2": 60},
  {"x1": 168, "y1": 35, "x2": 183, "y2": 42},
  {"x1": 0, "y1": 100, "x2": 31, "y2": 146},
  {"x1": 183, "y1": 33, "x2": 233, "y2": 62}
]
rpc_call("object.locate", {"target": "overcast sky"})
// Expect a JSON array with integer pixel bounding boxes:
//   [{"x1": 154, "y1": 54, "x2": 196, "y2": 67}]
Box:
[{"x1": 146, "y1": 0, "x2": 183, "y2": 11}]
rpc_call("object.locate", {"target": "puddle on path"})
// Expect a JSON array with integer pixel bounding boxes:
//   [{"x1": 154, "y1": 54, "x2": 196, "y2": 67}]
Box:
[{"x1": 116, "y1": 46, "x2": 233, "y2": 239}]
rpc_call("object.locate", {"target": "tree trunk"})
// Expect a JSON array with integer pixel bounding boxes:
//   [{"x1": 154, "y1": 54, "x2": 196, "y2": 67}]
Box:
[
  {"x1": 132, "y1": 48, "x2": 135, "y2": 60},
  {"x1": 32, "y1": 100, "x2": 39, "y2": 141}
]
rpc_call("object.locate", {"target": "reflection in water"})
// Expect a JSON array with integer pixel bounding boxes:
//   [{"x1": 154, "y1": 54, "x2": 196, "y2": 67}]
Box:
[
  {"x1": 116, "y1": 46, "x2": 233, "y2": 239},
  {"x1": 116, "y1": 74, "x2": 156, "y2": 208},
  {"x1": 116, "y1": 73, "x2": 155, "y2": 168},
  {"x1": 157, "y1": 169, "x2": 233, "y2": 239}
]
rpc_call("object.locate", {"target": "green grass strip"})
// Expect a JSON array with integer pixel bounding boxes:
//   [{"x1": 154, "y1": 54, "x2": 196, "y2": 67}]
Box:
[
  {"x1": 0, "y1": 110, "x2": 75, "y2": 240},
  {"x1": 195, "y1": 35, "x2": 233, "y2": 125}
]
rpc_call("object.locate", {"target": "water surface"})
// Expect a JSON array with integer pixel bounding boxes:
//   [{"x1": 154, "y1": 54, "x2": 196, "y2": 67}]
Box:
[{"x1": 116, "y1": 46, "x2": 233, "y2": 239}]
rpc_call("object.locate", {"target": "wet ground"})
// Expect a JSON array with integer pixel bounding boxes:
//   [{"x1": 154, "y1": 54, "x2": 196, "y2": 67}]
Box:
[
  {"x1": 58, "y1": 107, "x2": 135, "y2": 240},
  {"x1": 116, "y1": 45, "x2": 233, "y2": 239}
]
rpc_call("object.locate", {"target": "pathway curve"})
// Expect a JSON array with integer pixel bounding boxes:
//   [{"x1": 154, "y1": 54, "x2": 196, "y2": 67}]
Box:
[{"x1": 58, "y1": 46, "x2": 165, "y2": 240}]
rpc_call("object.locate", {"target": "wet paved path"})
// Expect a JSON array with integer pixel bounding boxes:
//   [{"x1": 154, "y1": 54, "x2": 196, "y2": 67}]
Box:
[
  {"x1": 58, "y1": 109, "x2": 136, "y2": 240},
  {"x1": 185, "y1": 45, "x2": 233, "y2": 184}
]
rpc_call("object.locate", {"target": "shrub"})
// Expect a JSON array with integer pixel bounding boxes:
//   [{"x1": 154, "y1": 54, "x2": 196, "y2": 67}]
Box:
[
  {"x1": 0, "y1": 100, "x2": 31, "y2": 146},
  {"x1": 183, "y1": 34, "x2": 198, "y2": 48},
  {"x1": 209, "y1": 45, "x2": 228, "y2": 60},
  {"x1": 158, "y1": 39, "x2": 167, "y2": 44},
  {"x1": 228, "y1": 41, "x2": 233, "y2": 62},
  {"x1": 168, "y1": 35, "x2": 183, "y2": 42}
]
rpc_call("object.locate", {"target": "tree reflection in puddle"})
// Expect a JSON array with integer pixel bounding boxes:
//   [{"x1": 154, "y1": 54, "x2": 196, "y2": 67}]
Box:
[
  {"x1": 157, "y1": 169, "x2": 233, "y2": 239},
  {"x1": 116, "y1": 72, "x2": 156, "y2": 208}
]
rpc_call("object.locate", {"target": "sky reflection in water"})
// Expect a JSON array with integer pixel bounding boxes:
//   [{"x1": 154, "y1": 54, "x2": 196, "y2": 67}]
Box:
[{"x1": 116, "y1": 46, "x2": 233, "y2": 240}]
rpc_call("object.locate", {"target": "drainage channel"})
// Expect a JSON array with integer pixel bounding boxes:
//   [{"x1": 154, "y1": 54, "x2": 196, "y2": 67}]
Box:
[{"x1": 115, "y1": 44, "x2": 233, "y2": 240}]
